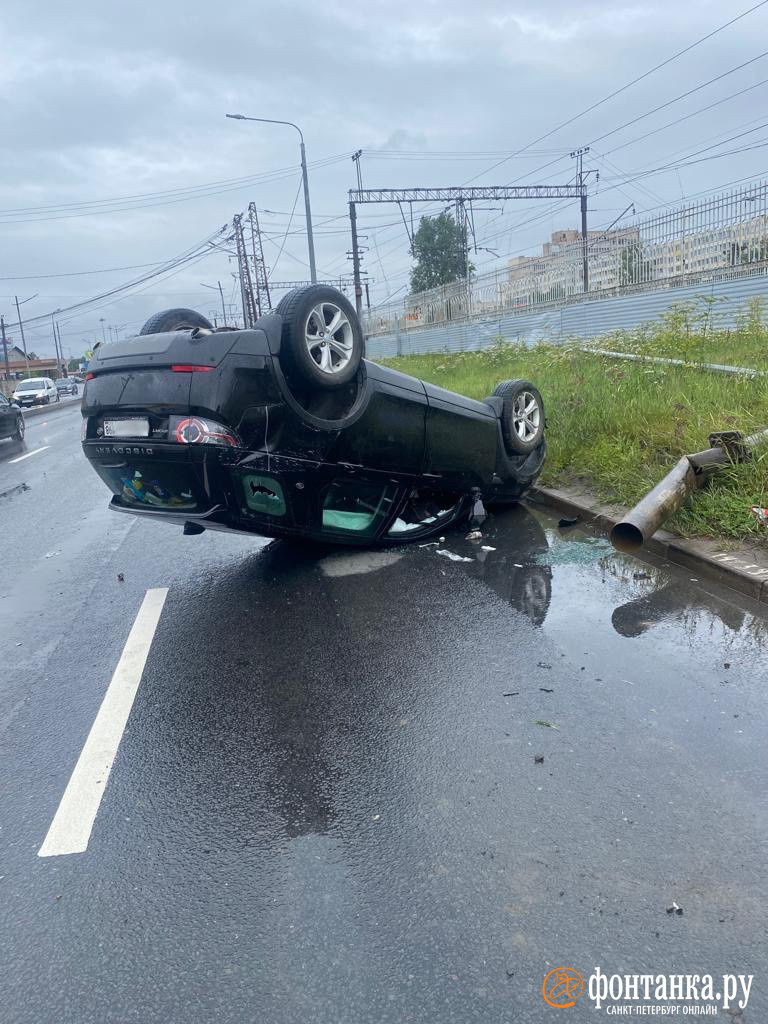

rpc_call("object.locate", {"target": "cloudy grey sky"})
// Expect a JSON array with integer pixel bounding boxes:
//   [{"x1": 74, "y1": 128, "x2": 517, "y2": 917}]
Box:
[{"x1": 2, "y1": 0, "x2": 768, "y2": 357}]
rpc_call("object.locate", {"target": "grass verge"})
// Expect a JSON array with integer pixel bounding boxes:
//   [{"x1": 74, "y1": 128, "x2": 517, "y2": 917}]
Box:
[{"x1": 382, "y1": 339, "x2": 768, "y2": 546}]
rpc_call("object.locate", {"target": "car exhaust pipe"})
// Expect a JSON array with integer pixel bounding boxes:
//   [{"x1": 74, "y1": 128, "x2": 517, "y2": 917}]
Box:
[{"x1": 611, "y1": 428, "x2": 768, "y2": 554}]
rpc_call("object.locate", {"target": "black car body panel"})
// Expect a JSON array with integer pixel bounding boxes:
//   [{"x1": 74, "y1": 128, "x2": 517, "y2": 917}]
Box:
[
  {"x1": 0, "y1": 394, "x2": 23, "y2": 440},
  {"x1": 82, "y1": 319, "x2": 545, "y2": 546}
]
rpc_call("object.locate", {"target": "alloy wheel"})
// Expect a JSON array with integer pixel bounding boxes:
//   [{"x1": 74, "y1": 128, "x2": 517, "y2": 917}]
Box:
[
  {"x1": 304, "y1": 302, "x2": 354, "y2": 376},
  {"x1": 512, "y1": 391, "x2": 541, "y2": 442}
]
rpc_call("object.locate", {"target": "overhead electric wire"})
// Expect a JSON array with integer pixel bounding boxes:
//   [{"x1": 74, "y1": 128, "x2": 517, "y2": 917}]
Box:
[
  {"x1": 0, "y1": 153, "x2": 350, "y2": 219},
  {"x1": 0, "y1": 155, "x2": 351, "y2": 226},
  {"x1": 6, "y1": 226, "x2": 228, "y2": 331},
  {"x1": 460, "y1": 0, "x2": 768, "y2": 185},
  {"x1": 269, "y1": 178, "x2": 304, "y2": 276}
]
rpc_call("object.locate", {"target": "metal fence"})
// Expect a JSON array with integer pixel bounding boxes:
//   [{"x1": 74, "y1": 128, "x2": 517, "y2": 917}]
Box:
[
  {"x1": 365, "y1": 268, "x2": 768, "y2": 360},
  {"x1": 363, "y1": 180, "x2": 768, "y2": 339}
]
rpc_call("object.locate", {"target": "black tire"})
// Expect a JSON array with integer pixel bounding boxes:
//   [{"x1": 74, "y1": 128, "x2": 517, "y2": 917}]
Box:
[
  {"x1": 275, "y1": 285, "x2": 363, "y2": 390},
  {"x1": 493, "y1": 379, "x2": 545, "y2": 455},
  {"x1": 72, "y1": 385, "x2": 78, "y2": 396},
  {"x1": 139, "y1": 308, "x2": 214, "y2": 335},
  {"x1": 13, "y1": 416, "x2": 24, "y2": 442}
]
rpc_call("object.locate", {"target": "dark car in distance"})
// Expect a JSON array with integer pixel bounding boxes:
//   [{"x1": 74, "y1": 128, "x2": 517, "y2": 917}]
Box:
[
  {"x1": 55, "y1": 378, "x2": 79, "y2": 397},
  {"x1": 0, "y1": 393, "x2": 25, "y2": 444},
  {"x1": 81, "y1": 286, "x2": 547, "y2": 546}
]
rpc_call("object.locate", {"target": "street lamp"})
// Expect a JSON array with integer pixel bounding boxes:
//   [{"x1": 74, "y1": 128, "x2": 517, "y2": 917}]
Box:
[{"x1": 226, "y1": 113, "x2": 317, "y2": 283}]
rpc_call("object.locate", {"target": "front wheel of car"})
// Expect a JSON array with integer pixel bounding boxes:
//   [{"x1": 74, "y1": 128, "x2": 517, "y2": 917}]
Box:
[
  {"x1": 138, "y1": 308, "x2": 214, "y2": 335},
  {"x1": 493, "y1": 379, "x2": 545, "y2": 455},
  {"x1": 13, "y1": 416, "x2": 24, "y2": 442},
  {"x1": 275, "y1": 285, "x2": 364, "y2": 390}
]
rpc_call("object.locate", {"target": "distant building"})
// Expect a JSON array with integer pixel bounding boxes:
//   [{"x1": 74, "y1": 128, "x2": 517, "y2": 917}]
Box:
[
  {"x1": 505, "y1": 217, "x2": 768, "y2": 300},
  {"x1": 1, "y1": 341, "x2": 61, "y2": 382}
]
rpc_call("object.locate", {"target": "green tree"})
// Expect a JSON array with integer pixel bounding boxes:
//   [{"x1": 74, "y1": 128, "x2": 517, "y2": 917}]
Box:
[{"x1": 409, "y1": 212, "x2": 472, "y2": 293}]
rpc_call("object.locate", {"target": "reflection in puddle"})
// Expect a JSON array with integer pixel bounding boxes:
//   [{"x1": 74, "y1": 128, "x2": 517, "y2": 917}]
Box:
[
  {"x1": 612, "y1": 581, "x2": 747, "y2": 638},
  {"x1": 316, "y1": 505, "x2": 554, "y2": 627},
  {"x1": 535, "y1": 533, "x2": 613, "y2": 566}
]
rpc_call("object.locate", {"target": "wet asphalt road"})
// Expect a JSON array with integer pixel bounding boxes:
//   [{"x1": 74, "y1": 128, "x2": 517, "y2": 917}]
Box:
[{"x1": 1, "y1": 401, "x2": 767, "y2": 1023}]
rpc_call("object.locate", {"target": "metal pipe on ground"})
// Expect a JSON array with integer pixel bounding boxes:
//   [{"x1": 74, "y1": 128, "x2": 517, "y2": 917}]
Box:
[{"x1": 610, "y1": 428, "x2": 768, "y2": 554}]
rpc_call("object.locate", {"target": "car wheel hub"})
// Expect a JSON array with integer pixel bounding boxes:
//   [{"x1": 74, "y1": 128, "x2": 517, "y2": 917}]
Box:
[
  {"x1": 305, "y1": 302, "x2": 353, "y2": 375},
  {"x1": 512, "y1": 391, "x2": 541, "y2": 442}
]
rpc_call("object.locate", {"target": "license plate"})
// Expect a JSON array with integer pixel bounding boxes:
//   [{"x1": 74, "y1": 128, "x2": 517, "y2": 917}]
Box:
[{"x1": 103, "y1": 417, "x2": 150, "y2": 438}]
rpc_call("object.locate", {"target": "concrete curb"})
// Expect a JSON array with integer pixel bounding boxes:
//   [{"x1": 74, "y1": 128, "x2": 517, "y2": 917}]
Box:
[
  {"x1": 529, "y1": 484, "x2": 768, "y2": 605},
  {"x1": 20, "y1": 397, "x2": 81, "y2": 420}
]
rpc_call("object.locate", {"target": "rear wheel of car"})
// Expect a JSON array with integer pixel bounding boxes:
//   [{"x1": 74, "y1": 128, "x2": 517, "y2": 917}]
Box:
[
  {"x1": 138, "y1": 308, "x2": 214, "y2": 335},
  {"x1": 275, "y1": 285, "x2": 364, "y2": 389},
  {"x1": 493, "y1": 379, "x2": 545, "y2": 455},
  {"x1": 13, "y1": 416, "x2": 24, "y2": 442}
]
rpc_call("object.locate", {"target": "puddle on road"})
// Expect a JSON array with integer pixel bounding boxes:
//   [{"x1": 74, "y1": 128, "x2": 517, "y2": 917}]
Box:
[
  {"x1": 394, "y1": 503, "x2": 768, "y2": 646},
  {"x1": 534, "y1": 533, "x2": 613, "y2": 566}
]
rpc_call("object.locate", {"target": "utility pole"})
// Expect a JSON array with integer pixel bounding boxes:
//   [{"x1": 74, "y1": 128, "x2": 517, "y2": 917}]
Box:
[
  {"x1": 14, "y1": 295, "x2": 31, "y2": 374},
  {"x1": 349, "y1": 201, "x2": 363, "y2": 319},
  {"x1": 571, "y1": 147, "x2": 590, "y2": 293},
  {"x1": 217, "y1": 281, "x2": 227, "y2": 324},
  {"x1": 51, "y1": 314, "x2": 61, "y2": 370},
  {"x1": 55, "y1": 319, "x2": 66, "y2": 374},
  {"x1": 248, "y1": 202, "x2": 271, "y2": 316},
  {"x1": 233, "y1": 213, "x2": 258, "y2": 328},
  {"x1": 454, "y1": 199, "x2": 472, "y2": 315},
  {"x1": 1, "y1": 316, "x2": 9, "y2": 381}
]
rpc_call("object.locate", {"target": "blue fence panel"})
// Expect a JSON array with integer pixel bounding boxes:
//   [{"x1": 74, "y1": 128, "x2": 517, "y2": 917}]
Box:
[{"x1": 366, "y1": 274, "x2": 768, "y2": 359}]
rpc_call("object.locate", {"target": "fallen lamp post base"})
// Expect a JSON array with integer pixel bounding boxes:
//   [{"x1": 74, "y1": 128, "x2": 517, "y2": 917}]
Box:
[{"x1": 610, "y1": 428, "x2": 768, "y2": 554}]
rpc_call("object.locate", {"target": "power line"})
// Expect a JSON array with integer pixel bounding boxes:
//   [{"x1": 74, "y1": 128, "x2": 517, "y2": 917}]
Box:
[
  {"x1": 6, "y1": 227, "x2": 227, "y2": 331},
  {"x1": 462, "y1": 0, "x2": 768, "y2": 185},
  {"x1": 0, "y1": 155, "x2": 350, "y2": 225}
]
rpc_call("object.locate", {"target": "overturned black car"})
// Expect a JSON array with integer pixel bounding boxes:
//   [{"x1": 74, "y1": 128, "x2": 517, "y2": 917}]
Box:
[{"x1": 81, "y1": 286, "x2": 546, "y2": 546}]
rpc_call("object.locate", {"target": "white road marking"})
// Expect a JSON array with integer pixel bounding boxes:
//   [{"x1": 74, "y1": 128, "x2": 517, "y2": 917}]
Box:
[
  {"x1": 38, "y1": 588, "x2": 169, "y2": 858},
  {"x1": 9, "y1": 446, "x2": 49, "y2": 463}
]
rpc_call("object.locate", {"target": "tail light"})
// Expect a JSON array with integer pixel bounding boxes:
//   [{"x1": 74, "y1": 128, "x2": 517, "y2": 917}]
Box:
[
  {"x1": 171, "y1": 416, "x2": 238, "y2": 447},
  {"x1": 171, "y1": 365, "x2": 215, "y2": 373},
  {"x1": 85, "y1": 372, "x2": 95, "y2": 381}
]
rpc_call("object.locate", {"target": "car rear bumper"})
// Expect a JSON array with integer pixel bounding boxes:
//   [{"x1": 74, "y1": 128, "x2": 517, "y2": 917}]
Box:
[{"x1": 82, "y1": 438, "x2": 458, "y2": 546}]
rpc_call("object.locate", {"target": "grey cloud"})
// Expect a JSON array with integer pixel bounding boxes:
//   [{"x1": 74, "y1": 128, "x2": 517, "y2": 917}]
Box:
[{"x1": 1, "y1": 0, "x2": 767, "y2": 355}]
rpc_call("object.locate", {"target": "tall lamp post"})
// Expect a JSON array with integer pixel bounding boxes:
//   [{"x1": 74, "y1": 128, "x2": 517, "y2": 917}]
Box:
[{"x1": 226, "y1": 113, "x2": 317, "y2": 283}]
